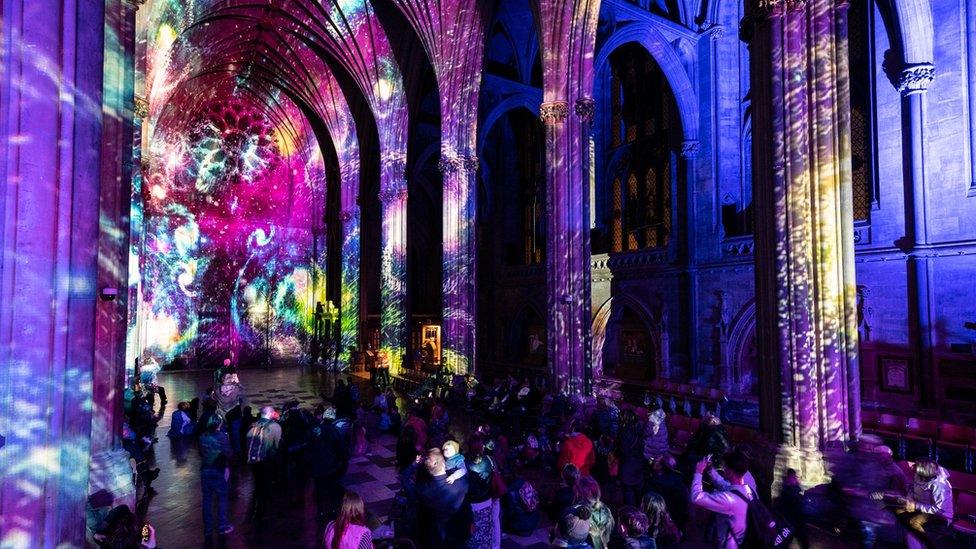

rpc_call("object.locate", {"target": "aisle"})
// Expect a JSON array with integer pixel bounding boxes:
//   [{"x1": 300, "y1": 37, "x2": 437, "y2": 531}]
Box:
[{"x1": 138, "y1": 367, "x2": 554, "y2": 548}]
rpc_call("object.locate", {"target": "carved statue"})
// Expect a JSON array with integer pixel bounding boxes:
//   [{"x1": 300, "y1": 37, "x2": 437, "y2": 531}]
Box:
[{"x1": 716, "y1": 290, "x2": 731, "y2": 335}]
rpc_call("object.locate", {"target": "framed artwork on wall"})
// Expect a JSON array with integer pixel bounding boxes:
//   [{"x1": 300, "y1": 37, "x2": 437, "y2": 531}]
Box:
[{"x1": 878, "y1": 356, "x2": 913, "y2": 393}]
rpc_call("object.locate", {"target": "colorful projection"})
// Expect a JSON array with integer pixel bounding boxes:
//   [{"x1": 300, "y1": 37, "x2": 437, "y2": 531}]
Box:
[
  {"x1": 137, "y1": 95, "x2": 326, "y2": 367},
  {"x1": 139, "y1": 0, "x2": 409, "y2": 370}
]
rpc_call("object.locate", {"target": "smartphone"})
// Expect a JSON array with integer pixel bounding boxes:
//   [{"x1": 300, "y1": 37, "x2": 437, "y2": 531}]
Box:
[{"x1": 141, "y1": 524, "x2": 150, "y2": 543}]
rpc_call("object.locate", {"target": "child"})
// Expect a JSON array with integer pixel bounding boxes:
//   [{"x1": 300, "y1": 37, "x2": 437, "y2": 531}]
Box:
[{"x1": 442, "y1": 439, "x2": 467, "y2": 484}]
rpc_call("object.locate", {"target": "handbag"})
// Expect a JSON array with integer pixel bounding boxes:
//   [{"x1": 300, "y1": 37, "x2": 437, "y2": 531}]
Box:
[{"x1": 488, "y1": 456, "x2": 507, "y2": 499}]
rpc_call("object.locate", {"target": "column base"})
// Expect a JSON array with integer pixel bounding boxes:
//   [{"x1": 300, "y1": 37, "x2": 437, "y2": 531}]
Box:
[
  {"x1": 87, "y1": 449, "x2": 136, "y2": 541},
  {"x1": 762, "y1": 444, "x2": 830, "y2": 498}
]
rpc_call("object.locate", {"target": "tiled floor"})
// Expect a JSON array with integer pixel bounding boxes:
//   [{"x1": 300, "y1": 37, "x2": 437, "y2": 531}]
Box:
[{"x1": 140, "y1": 367, "x2": 554, "y2": 548}]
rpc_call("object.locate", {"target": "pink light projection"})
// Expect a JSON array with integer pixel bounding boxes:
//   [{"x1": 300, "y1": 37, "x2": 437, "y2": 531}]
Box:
[{"x1": 138, "y1": 0, "x2": 409, "y2": 369}]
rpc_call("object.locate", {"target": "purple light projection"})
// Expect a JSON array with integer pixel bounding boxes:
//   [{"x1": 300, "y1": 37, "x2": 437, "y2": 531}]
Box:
[
  {"x1": 748, "y1": 0, "x2": 860, "y2": 487},
  {"x1": 141, "y1": 84, "x2": 327, "y2": 366},
  {"x1": 533, "y1": 0, "x2": 603, "y2": 393},
  {"x1": 391, "y1": 0, "x2": 489, "y2": 373}
]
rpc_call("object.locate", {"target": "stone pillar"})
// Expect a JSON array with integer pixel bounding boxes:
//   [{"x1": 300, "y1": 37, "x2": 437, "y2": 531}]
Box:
[
  {"x1": 89, "y1": 0, "x2": 142, "y2": 522},
  {"x1": 340, "y1": 207, "x2": 361, "y2": 367},
  {"x1": 439, "y1": 152, "x2": 479, "y2": 375},
  {"x1": 679, "y1": 140, "x2": 700, "y2": 380},
  {"x1": 576, "y1": 98, "x2": 596, "y2": 394},
  {"x1": 541, "y1": 99, "x2": 592, "y2": 395},
  {"x1": 379, "y1": 176, "x2": 408, "y2": 373},
  {"x1": 0, "y1": 0, "x2": 109, "y2": 545},
  {"x1": 748, "y1": 0, "x2": 861, "y2": 491},
  {"x1": 896, "y1": 64, "x2": 937, "y2": 407}
]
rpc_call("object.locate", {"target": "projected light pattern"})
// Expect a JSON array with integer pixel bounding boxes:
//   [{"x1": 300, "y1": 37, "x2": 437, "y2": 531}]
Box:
[
  {"x1": 138, "y1": 95, "x2": 327, "y2": 366},
  {"x1": 140, "y1": 0, "x2": 408, "y2": 371},
  {"x1": 392, "y1": 0, "x2": 488, "y2": 375}
]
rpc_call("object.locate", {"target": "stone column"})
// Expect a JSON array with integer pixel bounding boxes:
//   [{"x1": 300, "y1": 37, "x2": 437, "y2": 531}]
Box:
[
  {"x1": 379, "y1": 176, "x2": 408, "y2": 373},
  {"x1": 89, "y1": 0, "x2": 142, "y2": 520},
  {"x1": 439, "y1": 152, "x2": 479, "y2": 375},
  {"x1": 0, "y1": 0, "x2": 109, "y2": 544},
  {"x1": 896, "y1": 64, "x2": 937, "y2": 407},
  {"x1": 679, "y1": 140, "x2": 700, "y2": 379},
  {"x1": 340, "y1": 207, "x2": 361, "y2": 367},
  {"x1": 540, "y1": 97, "x2": 593, "y2": 395},
  {"x1": 748, "y1": 0, "x2": 861, "y2": 490}
]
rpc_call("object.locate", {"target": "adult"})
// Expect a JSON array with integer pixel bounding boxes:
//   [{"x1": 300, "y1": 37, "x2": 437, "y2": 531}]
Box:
[
  {"x1": 324, "y1": 491, "x2": 372, "y2": 549},
  {"x1": 639, "y1": 492, "x2": 681, "y2": 548},
  {"x1": 642, "y1": 408, "x2": 669, "y2": 463},
  {"x1": 465, "y1": 436, "x2": 500, "y2": 549},
  {"x1": 575, "y1": 475, "x2": 615, "y2": 549},
  {"x1": 614, "y1": 506, "x2": 656, "y2": 549},
  {"x1": 558, "y1": 421, "x2": 596, "y2": 475},
  {"x1": 690, "y1": 448, "x2": 754, "y2": 548},
  {"x1": 415, "y1": 448, "x2": 472, "y2": 547},
  {"x1": 167, "y1": 401, "x2": 194, "y2": 438},
  {"x1": 311, "y1": 405, "x2": 349, "y2": 519},
  {"x1": 549, "y1": 464, "x2": 582, "y2": 521},
  {"x1": 896, "y1": 458, "x2": 954, "y2": 549},
  {"x1": 616, "y1": 410, "x2": 645, "y2": 506},
  {"x1": 685, "y1": 412, "x2": 730, "y2": 467},
  {"x1": 198, "y1": 415, "x2": 233, "y2": 536},
  {"x1": 645, "y1": 455, "x2": 687, "y2": 532},
  {"x1": 246, "y1": 406, "x2": 282, "y2": 522}
]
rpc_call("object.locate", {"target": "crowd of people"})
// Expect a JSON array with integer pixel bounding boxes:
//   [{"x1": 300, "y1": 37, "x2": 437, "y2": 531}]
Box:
[{"x1": 88, "y1": 366, "x2": 964, "y2": 549}]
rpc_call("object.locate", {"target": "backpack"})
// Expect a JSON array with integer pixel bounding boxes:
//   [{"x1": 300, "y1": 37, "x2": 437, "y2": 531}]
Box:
[
  {"x1": 518, "y1": 480, "x2": 540, "y2": 512},
  {"x1": 246, "y1": 421, "x2": 271, "y2": 463},
  {"x1": 729, "y1": 488, "x2": 794, "y2": 548}
]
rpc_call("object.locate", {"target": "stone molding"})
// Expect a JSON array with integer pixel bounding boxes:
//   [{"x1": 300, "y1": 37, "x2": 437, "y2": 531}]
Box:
[
  {"x1": 574, "y1": 97, "x2": 596, "y2": 124},
  {"x1": 539, "y1": 101, "x2": 569, "y2": 124},
  {"x1": 897, "y1": 63, "x2": 935, "y2": 96},
  {"x1": 755, "y1": 0, "x2": 806, "y2": 17},
  {"x1": 378, "y1": 184, "x2": 407, "y2": 204},
  {"x1": 680, "y1": 140, "x2": 701, "y2": 158},
  {"x1": 437, "y1": 153, "x2": 479, "y2": 174}
]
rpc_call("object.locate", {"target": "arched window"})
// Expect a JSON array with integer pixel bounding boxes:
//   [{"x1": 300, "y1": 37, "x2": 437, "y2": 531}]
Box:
[
  {"x1": 603, "y1": 43, "x2": 676, "y2": 253},
  {"x1": 848, "y1": 0, "x2": 877, "y2": 222}
]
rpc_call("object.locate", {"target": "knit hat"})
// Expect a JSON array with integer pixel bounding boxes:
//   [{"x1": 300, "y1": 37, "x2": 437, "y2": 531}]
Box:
[{"x1": 559, "y1": 506, "x2": 592, "y2": 542}]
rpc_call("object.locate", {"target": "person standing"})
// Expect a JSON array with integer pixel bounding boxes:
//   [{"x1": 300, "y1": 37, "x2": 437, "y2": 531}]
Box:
[
  {"x1": 199, "y1": 416, "x2": 233, "y2": 536},
  {"x1": 311, "y1": 405, "x2": 349, "y2": 520},
  {"x1": 416, "y1": 448, "x2": 472, "y2": 547},
  {"x1": 323, "y1": 491, "x2": 372, "y2": 549},
  {"x1": 246, "y1": 406, "x2": 281, "y2": 523}
]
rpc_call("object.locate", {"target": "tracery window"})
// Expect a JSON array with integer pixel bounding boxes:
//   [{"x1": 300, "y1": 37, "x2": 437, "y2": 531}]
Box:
[
  {"x1": 848, "y1": 0, "x2": 876, "y2": 222},
  {"x1": 606, "y1": 43, "x2": 675, "y2": 253}
]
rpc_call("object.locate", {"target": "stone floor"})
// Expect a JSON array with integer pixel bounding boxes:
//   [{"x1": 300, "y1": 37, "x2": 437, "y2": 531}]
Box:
[{"x1": 140, "y1": 366, "x2": 554, "y2": 548}]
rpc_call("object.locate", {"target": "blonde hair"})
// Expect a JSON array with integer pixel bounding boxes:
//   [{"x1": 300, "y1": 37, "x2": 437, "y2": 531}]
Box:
[{"x1": 442, "y1": 440, "x2": 460, "y2": 454}]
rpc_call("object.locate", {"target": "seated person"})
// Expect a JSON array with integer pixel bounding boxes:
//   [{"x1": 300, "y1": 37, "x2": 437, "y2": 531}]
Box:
[
  {"x1": 442, "y1": 439, "x2": 467, "y2": 484},
  {"x1": 894, "y1": 458, "x2": 953, "y2": 549}
]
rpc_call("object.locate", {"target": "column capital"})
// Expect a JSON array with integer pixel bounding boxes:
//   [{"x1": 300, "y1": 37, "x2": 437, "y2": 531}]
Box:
[
  {"x1": 123, "y1": 0, "x2": 146, "y2": 9},
  {"x1": 897, "y1": 63, "x2": 935, "y2": 96},
  {"x1": 437, "y1": 155, "x2": 463, "y2": 174},
  {"x1": 378, "y1": 184, "x2": 407, "y2": 204},
  {"x1": 755, "y1": 0, "x2": 806, "y2": 18},
  {"x1": 574, "y1": 97, "x2": 596, "y2": 124},
  {"x1": 539, "y1": 101, "x2": 569, "y2": 125},
  {"x1": 461, "y1": 154, "x2": 479, "y2": 173},
  {"x1": 134, "y1": 96, "x2": 149, "y2": 118},
  {"x1": 680, "y1": 140, "x2": 701, "y2": 158}
]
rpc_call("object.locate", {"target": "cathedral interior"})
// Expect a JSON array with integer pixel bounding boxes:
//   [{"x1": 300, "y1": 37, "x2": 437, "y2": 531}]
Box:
[{"x1": 2, "y1": 0, "x2": 976, "y2": 545}]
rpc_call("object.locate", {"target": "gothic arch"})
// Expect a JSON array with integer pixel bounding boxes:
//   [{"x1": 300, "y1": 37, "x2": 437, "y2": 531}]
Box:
[
  {"x1": 594, "y1": 23, "x2": 700, "y2": 141},
  {"x1": 726, "y1": 298, "x2": 758, "y2": 396},
  {"x1": 478, "y1": 93, "x2": 543, "y2": 152},
  {"x1": 506, "y1": 302, "x2": 547, "y2": 364},
  {"x1": 591, "y1": 295, "x2": 659, "y2": 379}
]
